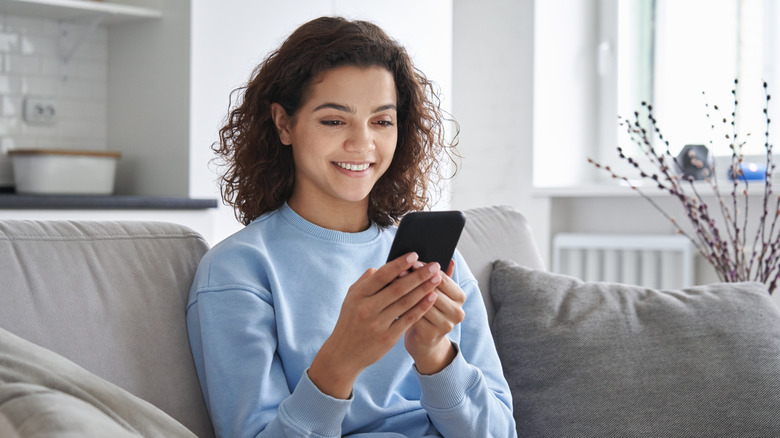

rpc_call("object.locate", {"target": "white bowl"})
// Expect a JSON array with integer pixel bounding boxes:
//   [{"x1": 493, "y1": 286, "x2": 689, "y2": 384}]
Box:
[{"x1": 9, "y1": 149, "x2": 121, "y2": 195}]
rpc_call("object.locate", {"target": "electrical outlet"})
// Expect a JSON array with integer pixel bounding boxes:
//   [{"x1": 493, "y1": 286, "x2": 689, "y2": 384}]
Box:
[{"x1": 23, "y1": 96, "x2": 58, "y2": 126}]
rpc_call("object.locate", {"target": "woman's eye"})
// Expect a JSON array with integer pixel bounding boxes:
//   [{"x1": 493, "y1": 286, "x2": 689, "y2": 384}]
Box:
[
  {"x1": 320, "y1": 120, "x2": 344, "y2": 126},
  {"x1": 375, "y1": 120, "x2": 395, "y2": 127}
]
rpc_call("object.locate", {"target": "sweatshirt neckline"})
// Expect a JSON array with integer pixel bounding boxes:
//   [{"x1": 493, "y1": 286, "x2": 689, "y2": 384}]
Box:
[{"x1": 279, "y1": 203, "x2": 381, "y2": 244}]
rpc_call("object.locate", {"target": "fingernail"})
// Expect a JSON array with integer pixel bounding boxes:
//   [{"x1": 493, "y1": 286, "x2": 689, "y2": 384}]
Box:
[
  {"x1": 429, "y1": 262, "x2": 440, "y2": 273},
  {"x1": 413, "y1": 261, "x2": 425, "y2": 269},
  {"x1": 406, "y1": 252, "x2": 419, "y2": 263}
]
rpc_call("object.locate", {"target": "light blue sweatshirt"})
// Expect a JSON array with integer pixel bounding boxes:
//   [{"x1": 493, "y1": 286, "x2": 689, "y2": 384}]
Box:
[{"x1": 186, "y1": 203, "x2": 516, "y2": 437}]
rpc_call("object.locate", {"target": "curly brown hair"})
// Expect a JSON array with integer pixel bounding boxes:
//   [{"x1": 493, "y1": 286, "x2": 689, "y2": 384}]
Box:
[{"x1": 213, "y1": 16, "x2": 458, "y2": 227}]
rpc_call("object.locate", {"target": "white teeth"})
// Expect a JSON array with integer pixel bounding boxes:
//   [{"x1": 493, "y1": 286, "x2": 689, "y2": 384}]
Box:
[{"x1": 336, "y1": 162, "x2": 370, "y2": 171}]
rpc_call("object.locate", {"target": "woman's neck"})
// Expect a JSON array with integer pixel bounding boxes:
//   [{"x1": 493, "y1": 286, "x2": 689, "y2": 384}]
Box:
[{"x1": 287, "y1": 196, "x2": 370, "y2": 233}]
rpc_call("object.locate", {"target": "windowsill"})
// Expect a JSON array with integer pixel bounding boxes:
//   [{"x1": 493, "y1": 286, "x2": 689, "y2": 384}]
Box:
[
  {"x1": 532, "y1": 180, "x2": 779, "y2": 198},
  {"x1": 0, "y1": 194, "x2": 219, "y2": 210}
]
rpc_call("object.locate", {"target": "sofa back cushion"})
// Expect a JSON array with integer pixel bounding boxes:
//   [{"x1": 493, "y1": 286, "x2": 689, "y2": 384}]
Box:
[
  {"x1": 0, "y1": 220, "x2": 213, "y2": 438},
  {"x1": 491, "y1": 259, "x2": 780, "y2": 437},
  {"x1": 457, "y1": 205, "x2": 545, "y2": 325}
]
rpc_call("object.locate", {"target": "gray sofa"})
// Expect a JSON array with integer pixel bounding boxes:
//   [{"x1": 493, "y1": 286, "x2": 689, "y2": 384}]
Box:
[{"x1": 1, "y1": 205, "x2": 779, "y2": 437}]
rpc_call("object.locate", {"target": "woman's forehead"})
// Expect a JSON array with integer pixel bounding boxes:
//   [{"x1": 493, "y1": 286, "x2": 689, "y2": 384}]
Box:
[{"x1": 301, "y1": 65, "x2": 397, "y2": 109}]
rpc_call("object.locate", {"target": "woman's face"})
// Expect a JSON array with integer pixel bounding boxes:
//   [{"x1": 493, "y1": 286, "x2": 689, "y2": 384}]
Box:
[{"x1": 273, "y1": 65, "x2": 398, "y2": 215}]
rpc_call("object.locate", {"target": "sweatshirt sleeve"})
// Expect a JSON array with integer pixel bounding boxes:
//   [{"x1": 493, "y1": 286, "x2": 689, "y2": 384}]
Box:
[
  {"x1": 416, "y1": 252, "x2": 517, "y2": 438},
  {"x1": 186, "y1": 268, "x2": 351, "y2": 437}
]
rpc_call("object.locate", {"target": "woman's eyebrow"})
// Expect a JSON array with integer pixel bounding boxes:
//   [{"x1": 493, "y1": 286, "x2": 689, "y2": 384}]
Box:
[
  {"x1": 311, "y1": 103, "x2": 397, "y2": 113},
  {"x1": 373, "y1": 104, "x2": 397, "y2": 113},
  {"x1": 313, "y1": 102, "x2": 352, "y2": 113},
  {"x1": 313, "y1": 102, "x2": 355, "y2": 114}
]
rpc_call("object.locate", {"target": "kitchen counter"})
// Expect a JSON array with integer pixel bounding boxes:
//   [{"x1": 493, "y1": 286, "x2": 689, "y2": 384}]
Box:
[{"x1": 0, "y1": 194, "x2": 218, "y2": 210}]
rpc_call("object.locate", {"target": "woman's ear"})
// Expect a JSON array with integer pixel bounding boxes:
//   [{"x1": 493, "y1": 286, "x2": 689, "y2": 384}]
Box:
[{"x1": 270, "y1": 103, "x2": 292, "y2": 146}]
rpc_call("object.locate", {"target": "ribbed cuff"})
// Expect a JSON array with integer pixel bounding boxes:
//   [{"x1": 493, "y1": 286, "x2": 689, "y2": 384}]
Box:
[
  {"x1": 417, "y1": 342, "x2": 481, "y2": 410},
  {"x1": 278, "y1": 369, "x2": 352, "y2": 437}
]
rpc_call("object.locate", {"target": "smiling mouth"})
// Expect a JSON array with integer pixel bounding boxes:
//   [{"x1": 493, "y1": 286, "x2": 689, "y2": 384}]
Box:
[{"x1": 334, "y1": 162, "x2": 371, "y2": 172}]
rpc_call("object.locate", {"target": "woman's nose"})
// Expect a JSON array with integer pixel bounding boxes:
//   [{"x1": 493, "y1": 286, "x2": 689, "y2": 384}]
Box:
[{"x1": 344, "y1": 125, "x2": 375, "y2": 152}]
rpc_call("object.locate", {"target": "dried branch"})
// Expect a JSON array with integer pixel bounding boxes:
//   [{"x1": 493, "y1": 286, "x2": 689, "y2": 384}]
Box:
[{"x1": 589, "y1": 80, "x2": 776, "y2": 293}]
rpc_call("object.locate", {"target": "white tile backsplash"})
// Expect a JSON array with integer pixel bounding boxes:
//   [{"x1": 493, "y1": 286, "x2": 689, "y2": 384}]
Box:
[
  {"x1": 5, "y1": 53, "x2": 40, "y2": 74},
  {"x1": 0, "y1": 33, "x2": 18, "y2": 52},
  {"x1": 0, "y1": 12, "x2": 108, "y2": 187},
  {"x1": 1, "y1": 95, "x2": 19, "y2": 116},
  {"x1": 21, "y1": 35, "x2": 58, "y2": 56}
]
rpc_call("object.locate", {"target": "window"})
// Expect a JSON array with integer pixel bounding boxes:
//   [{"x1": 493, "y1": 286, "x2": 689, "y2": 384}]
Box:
[
  {"x1": 533, "y1": 0, "x2": 779, "y2": 188},
  {"x1": 618, "y1": 0, "x2": 780, "y2": 157}
]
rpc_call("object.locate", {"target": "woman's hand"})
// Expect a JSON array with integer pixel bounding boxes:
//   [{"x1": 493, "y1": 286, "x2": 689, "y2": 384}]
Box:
[
  {"x1": 308, "y1": 252, "x2": 442, "y2": 399},
  {"x1": 404, "y1": 260, "x2": 466, "y2": 375}
]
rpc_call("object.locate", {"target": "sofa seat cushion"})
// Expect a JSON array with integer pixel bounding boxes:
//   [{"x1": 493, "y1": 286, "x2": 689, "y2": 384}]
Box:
[
  {"x1": 0, "y1": 326, "x2": 195, "y2": 437},
  {"x1": 490, "y1": 259, "x2": 780, "y2": 438}
]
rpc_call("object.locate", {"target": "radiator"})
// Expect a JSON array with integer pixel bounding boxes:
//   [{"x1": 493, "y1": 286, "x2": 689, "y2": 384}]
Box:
[{"x1": 552, "y1": 233, "x2": 695, "y2": 289}]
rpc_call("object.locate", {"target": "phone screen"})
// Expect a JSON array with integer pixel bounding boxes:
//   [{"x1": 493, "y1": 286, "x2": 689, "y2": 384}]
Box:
[{"x1": 386, "y1": 211, "x2": 466, "y2": 269}]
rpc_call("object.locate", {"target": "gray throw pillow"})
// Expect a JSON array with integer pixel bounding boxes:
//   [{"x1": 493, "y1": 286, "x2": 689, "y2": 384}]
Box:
[{"x1": 490, "y1": 259, "x2": 780, "y2": 438}]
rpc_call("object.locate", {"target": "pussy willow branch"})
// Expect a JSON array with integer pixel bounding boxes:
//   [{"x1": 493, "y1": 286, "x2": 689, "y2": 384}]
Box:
[
  {"x1": 752, "y1": 82, "x2": 775, "y2": 281},
  {"x1": 590, "y1": 80, "x2": 776, "y2": 293},
  {"x1": 702, "y1": 97, "x2": 741, "y2": 278},
  {"x1": 629, "y1": 104, "x2": 734, "y2": 277},
  {"x1": 732, "y1": 82, "x2": 752, "y2": 280}
]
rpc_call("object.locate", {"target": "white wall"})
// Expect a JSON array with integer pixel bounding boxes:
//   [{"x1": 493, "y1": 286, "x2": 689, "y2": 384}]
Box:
[
  {"x1": 189, "y1": 0, "x2": 453, "y2": 244},
  {"x1": 533, "y1": 0, "x2": 599, "y2": 188},
  {"x1": 108, "y1": 0, "x2": 191, "y2": 196},
  {"x1": 449, "y1": 0, "x2": 551, "y2": 264}
]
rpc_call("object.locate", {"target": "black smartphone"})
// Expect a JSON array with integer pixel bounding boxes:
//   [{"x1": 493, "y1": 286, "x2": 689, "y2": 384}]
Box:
[{"x1": 386, "y1": 210, "x2": 467, "y2": 269}]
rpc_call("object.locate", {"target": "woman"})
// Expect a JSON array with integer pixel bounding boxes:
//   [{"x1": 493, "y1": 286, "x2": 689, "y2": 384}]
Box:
[{"x1": 186, "y1": 16, "x2": 516, "y2": 438}]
